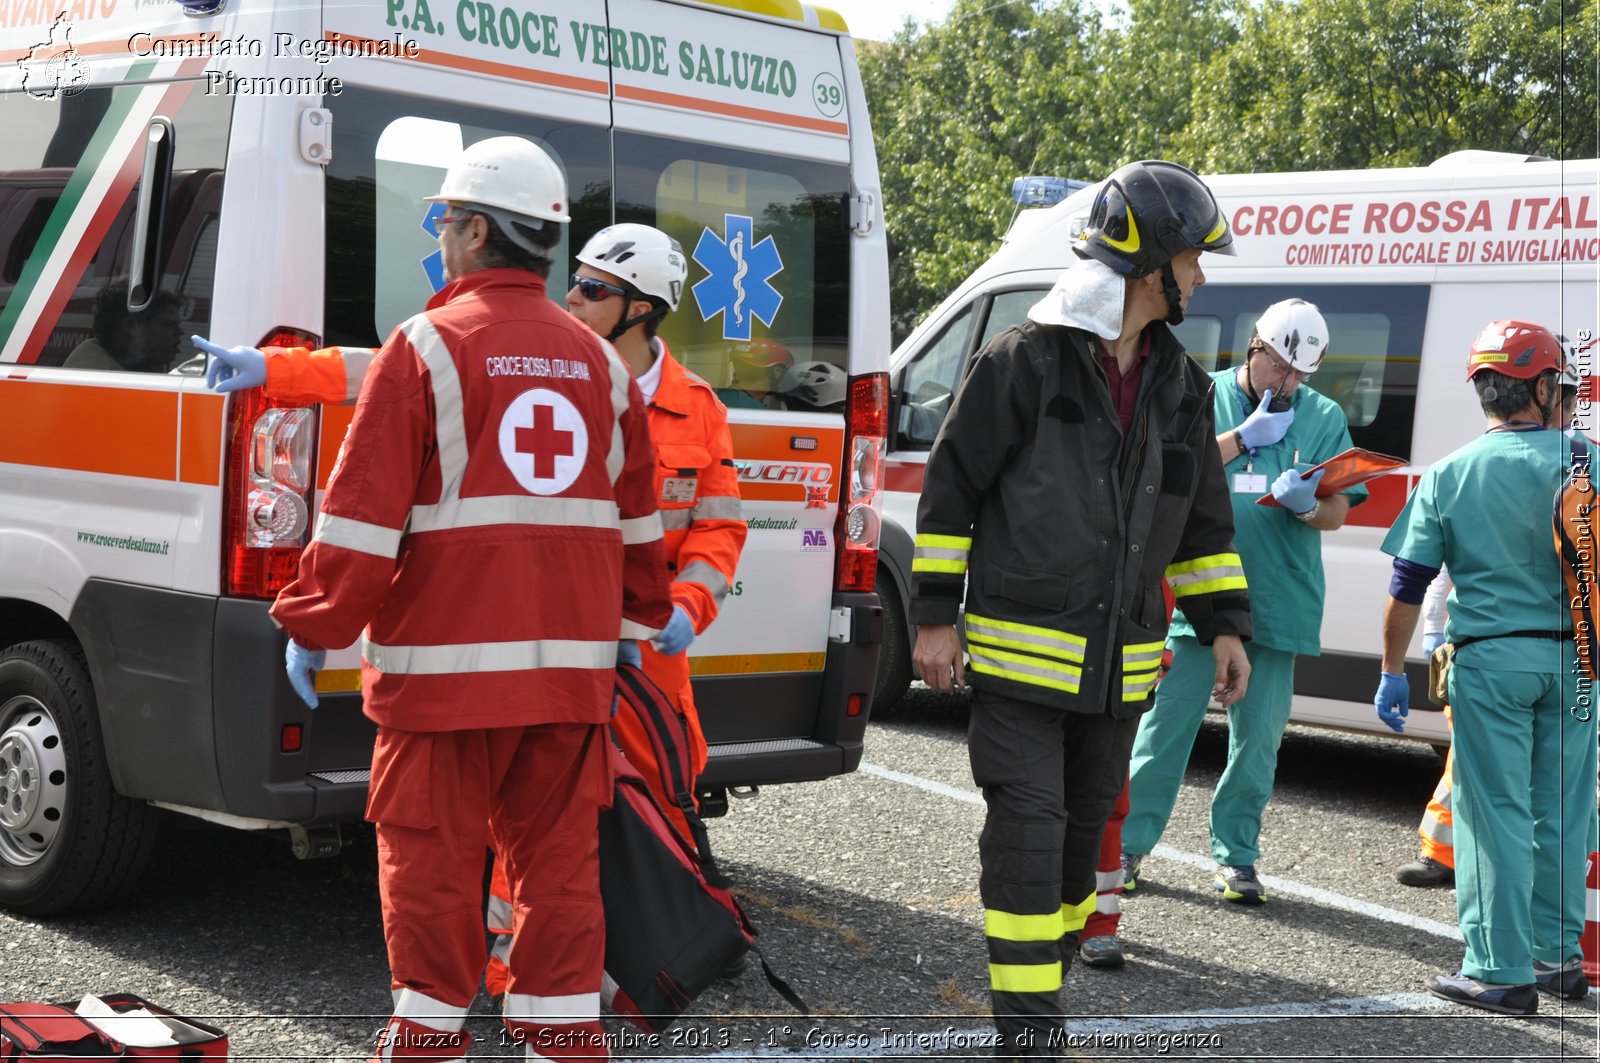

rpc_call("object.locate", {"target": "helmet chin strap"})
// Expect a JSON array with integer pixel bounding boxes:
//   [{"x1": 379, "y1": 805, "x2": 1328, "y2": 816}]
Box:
[
  {"x1": 1159, "y1": 262, "x2": 1185, "y2": 325},
  {"x1": 605, "y1": 296, "x2": 669, "y2": 343}
]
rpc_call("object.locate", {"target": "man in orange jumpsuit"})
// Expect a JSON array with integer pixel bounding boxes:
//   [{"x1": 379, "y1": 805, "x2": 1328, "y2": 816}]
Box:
[{"x1": 209, "y1": 137, "x2": 674, "y2": 1061}]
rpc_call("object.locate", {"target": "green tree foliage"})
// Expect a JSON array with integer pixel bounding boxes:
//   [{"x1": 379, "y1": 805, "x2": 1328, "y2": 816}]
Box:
[
  {"x1": 858, "y1": 0, "x2": 1111, "y2": 336},
  {"x1": 861, "y1": 0, "x2": 1600, "y2": 332},
  {"x1": 1178, "y1": 0, "x2": 1599, "y2": 172}
]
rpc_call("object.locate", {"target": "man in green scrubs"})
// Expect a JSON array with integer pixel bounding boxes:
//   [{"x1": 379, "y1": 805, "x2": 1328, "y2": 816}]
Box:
[
  {"x1": 1123, "y1": 299, "x2": 1365, "y2": 904},
  {"x1": 1375, "y1": 319, "x2": 1596, "y2": 1014}
]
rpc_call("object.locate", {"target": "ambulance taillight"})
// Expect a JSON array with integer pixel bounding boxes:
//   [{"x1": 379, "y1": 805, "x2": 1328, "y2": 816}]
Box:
[
  {"x1": 224, "y1": 329, "x2": 320, "y2": 598},
  {"x1": 834, "y1": 372, "x2": 888, "y2": 593}
]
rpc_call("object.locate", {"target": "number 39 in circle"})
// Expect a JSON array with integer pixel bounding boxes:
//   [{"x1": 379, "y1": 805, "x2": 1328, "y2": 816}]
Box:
[{"x1": 812, "y1": 72, "x2": 845, "y2": 118}]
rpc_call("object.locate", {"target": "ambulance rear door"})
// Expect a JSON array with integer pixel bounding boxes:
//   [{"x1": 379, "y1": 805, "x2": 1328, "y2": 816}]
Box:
[{"x1": 608, "y1": 0, "x2": 880, "y2": 787}]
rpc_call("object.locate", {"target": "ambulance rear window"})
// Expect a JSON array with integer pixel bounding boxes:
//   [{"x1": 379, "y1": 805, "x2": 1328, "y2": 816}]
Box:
[
  {"x1": 1173, "y1": 284, "x2": 1430, "y2": 460},
  {"x1": 613, "y1": 132, "x2": 851, "y2": 411},
  {"x1": 322, "y1": 88, "x2": 612, "y2": 348}
]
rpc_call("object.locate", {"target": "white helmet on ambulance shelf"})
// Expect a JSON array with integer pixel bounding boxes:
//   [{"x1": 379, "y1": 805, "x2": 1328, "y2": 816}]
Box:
[
  {"x1": 779, "y1": 360, "x2": 848, "y2": 413},
  {"x1": 1253, "y1": 298, "x2": 1329, "y2": 374},
  {"x1": 576, "y1": 224, "x2": 688, "y2": 311},
  {"x1": 425, "y1": 137, "x2": 570, "y2": 260}
]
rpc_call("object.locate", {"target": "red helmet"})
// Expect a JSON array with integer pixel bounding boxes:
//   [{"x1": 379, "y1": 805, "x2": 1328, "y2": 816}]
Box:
[{"x1": 1466, "y1": 320, "x2": 1565, "y2": 381}]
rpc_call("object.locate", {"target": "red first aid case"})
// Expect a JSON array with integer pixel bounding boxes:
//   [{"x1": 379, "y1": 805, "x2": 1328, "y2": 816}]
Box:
[{"x1": 0, "y1": 997, "x2": 227, "y2": 1061}]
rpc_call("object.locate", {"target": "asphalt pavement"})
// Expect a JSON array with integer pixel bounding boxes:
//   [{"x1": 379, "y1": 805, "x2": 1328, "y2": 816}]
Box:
[{"x1": 0, "y1": 683, "x2": 1595, "y2": 1061}]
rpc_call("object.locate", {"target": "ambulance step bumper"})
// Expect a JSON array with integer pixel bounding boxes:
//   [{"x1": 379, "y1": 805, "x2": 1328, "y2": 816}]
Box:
[
  {"x1": 309, "y1": 769, "x2": 371, "y2": 785},
  {"x1": 700, "y1": 737, "x2": 859, "y2": 789}
]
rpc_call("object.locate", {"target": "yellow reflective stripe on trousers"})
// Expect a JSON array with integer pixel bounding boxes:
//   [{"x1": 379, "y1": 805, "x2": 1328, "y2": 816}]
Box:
[
  {"x1": 1061, "y1": 892, "x2": 1095, "y2": 934},
  {"x1": 989, "y1": 960, "x2": 1063, "y2": 994},
  {"x1": 1165, "y1": 552, "x2": 1247, "y2": 597},
  {"x1": 968, "y1": 645, "x2": 1082, "y2": 693},
  {"x1": 985, "y1": 907, "x2": 1063, "y2": 942},
  {"x1": 965, "y1": 613, "x2": 1087, "y2": 663},
  {"x1": 912, "y1": 532, "x2": 972, "y2": 574}
]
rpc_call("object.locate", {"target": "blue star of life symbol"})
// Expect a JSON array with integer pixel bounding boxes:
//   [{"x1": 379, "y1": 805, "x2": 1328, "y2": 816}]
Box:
[
  {"x1": 420, "y1": 203, "x2": 447, "y2": 292},
  {"x1": 691, "y1": 214, "x2": 783, "y2": 342}
]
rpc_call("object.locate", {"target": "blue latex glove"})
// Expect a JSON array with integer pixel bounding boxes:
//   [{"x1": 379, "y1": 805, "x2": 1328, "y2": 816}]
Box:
[
  {"x1": 617, "y1": 639, "x2": 642, "y2": 669},
  {"x1": 1271, "y1": 467, "x2": 1325, "y2": 514},
  {"x1": 1237, "y1": 389, "x2": 1295, "y2": 450},
  {"x1": 652, "y1": 605, "x2": 696, "y2": 656},
  {"x1": 193, "y1": 335, "x2": 267, "y2": 393},
  {"x1": 1374, "y1": 671, "x2": 1409, "y2": 733},
  {"x1": 285, "y1": 642, "x2": 326, "y2": 709},
  {"x1": 1421, "y1": 631, "x2": 1445, "y2": 657}
]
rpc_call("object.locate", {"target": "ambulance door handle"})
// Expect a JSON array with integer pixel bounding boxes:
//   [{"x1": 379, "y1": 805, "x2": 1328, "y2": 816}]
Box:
[{"x1": 127, "y1": 117, "x2": 175, "y2": 313}]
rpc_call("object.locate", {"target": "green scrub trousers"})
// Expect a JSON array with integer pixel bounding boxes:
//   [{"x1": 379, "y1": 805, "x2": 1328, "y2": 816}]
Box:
[{"x1": 1122, "y1": 635, "x2": 1297, "y2": 867}]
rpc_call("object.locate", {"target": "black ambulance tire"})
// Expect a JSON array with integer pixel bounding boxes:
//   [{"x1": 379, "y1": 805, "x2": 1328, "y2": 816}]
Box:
[
  {"x1": 871, "y1": 566, "x2": 913, "y2": 718},
  {"x1": 0, "y1": 639, "x2": 158, "y2": 916}
]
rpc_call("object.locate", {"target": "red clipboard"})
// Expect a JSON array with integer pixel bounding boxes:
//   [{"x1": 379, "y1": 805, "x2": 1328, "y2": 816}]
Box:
[{"x1": 1256, "y1": 447, "x2": 1407, "y2": 507}]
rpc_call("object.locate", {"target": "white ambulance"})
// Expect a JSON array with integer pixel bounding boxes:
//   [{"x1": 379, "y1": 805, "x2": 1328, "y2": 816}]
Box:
[
  {"x1": 877, "y1": 152, "x2": 1600, "y2": 747},
  {"x1": 0, "y1": 0, "x2": 889, "y2": 914}
]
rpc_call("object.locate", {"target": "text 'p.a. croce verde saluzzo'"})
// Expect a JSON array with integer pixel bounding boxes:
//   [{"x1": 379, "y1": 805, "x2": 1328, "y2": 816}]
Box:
[{"x1": 384, "y1": 1, "x2": 801, "y2": 98}]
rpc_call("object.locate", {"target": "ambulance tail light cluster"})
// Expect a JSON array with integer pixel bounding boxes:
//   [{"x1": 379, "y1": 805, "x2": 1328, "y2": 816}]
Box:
[
  {"x1": 224, "y1": 329, "x2": 320, "y2": 598},
  {"x1": 834, "y1": 372, "x2": 888, "y2": 594}
]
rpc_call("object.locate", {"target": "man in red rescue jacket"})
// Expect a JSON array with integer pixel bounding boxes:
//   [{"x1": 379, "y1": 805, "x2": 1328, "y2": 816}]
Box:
[{"x1": 202, "y1": 137, "x2": 672, "y2": 1063}]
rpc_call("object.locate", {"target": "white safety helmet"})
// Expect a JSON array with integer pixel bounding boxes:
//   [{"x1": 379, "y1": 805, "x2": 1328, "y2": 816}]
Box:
[
  {"x1": 779, "y1": 360, "x2": 848, "y2": 412},
  {"x1": 576, "y1": 224, "x2": 688, "y2": 311},
  {"x1": 1560, "y1": 360, "x2": 1581, "y2": 390},
  {"x1": 425, "y1": 136, "x2": 570, "y2": 224},
  {"x1": 1253, "y1": 298, "x2": 1329, "y2": 374}
]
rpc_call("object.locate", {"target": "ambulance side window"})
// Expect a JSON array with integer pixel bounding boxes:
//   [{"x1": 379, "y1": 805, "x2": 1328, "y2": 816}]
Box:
[
  {"x1": 896, "y1": 303, "x2": 975, "y2": 449},
  {"x1": 612, "y1": 133, "x2": 850, "y2": 404},
  {"x1": 1174, "y1": 284, "x2": 1428, "y2": 460},
  {"x1": 1, "y1": 88, "x2": 228, "y2": 372},
  {"x1": 976, "y1": 288, "x2": 1046, "y2": 350}
]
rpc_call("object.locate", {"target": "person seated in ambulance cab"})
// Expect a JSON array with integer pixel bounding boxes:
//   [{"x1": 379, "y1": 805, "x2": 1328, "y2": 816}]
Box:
[
  {"x1": 716, "y1": 338, "x2": 792, "y2": 409},
  {"x1": 64, "y1": 283, "x2": 185, "y2": 373}
]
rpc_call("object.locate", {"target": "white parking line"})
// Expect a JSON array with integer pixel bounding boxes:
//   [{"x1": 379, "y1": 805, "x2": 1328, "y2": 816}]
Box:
[{"x1": 856, "y1": 760, "x2": 1464, "y2": 942}]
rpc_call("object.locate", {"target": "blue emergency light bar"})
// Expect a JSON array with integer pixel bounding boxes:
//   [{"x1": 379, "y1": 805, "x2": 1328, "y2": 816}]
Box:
[
  {"x1": 175, "y1": 0, "x2": 226, "y2": 15},
  {"x1": 1012, "y1": 176, "x2": 1090, "y2": 207}
]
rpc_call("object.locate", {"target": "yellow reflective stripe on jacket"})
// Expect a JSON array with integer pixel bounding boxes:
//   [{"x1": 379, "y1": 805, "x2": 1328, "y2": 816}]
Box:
[
  {"x1": 965, "y1": 613, "x2": 1087, "y2": 663},
  {"x1": 985, "y1": 907, "x2": 1063, "y2": 943},
  {"x1": 1121, "y1": 639, "x2": 1166, "y2": 701},
  {"x1": 989, "y1": 960, "x2": 1063, "y2": 994},
  {"x1": 968, "y1": 645, "x2": 1082, "y2": 693},
  {"x1": 912, "y1": 532, "x2": 972, "y2": 574},
  {"x1": 1165, "y1": 552, "x2": 1247, "y2": 597}
]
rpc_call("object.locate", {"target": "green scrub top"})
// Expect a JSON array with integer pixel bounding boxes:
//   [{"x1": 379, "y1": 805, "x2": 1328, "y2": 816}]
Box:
[
  {"x1": 1382, "y1": 426, "x2": 1575, "y2": 674},
  {"x1": 1171, "y1": 370, "x2": 1366, "y2": 655}
]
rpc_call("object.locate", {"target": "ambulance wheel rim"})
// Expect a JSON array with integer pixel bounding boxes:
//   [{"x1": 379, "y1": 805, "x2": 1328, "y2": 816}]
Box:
[{"x1": 0, "y1": 694, "x2": 66, "y2": 865}]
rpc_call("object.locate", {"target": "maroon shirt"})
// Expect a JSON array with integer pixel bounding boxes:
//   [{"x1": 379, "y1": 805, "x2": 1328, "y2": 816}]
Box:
[{"x1": 1097, "y1": 334, "x2": 1152, "y2": 432}]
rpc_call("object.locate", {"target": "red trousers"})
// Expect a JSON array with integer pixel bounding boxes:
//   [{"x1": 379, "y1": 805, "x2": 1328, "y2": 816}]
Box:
[
  {"x1": 1083, "y1": 772, "x2": 1130, "y2": 940},
  {"x1": 487, "y1": 650, "x2": 705, "y2": 999},
  {"x1": 368, "y1": 723, "x2": 610, "y2": 1062}
]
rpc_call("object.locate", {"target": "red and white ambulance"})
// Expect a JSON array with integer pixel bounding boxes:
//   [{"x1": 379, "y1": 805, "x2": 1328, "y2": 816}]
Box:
[
  {"x1": 0, "y1": 0, "x2": 889, "y2": 914},
  {"x1": 877, "y1": 152, "x2": 1600, "y2": 746}
]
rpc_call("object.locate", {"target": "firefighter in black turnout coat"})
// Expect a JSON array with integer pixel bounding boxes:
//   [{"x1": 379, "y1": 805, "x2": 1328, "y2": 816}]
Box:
[{"x1": 910, "y1": 160, "x2": 1253, "y2": 1057}]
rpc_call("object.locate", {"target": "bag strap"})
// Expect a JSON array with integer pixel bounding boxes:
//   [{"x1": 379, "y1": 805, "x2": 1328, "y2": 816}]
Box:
[
  {"x1": 0, "y1": 1002, "x2": 123, "y2": 1056},
  {"x1": 614, "y1": 666, "x2": 733, "y2": 885},
  {"x1": 752, "y1": 947, "x2": 811, "y2": 1016}
]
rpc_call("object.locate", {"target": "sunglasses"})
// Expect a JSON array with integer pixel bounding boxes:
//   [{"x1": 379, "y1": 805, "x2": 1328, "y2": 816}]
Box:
[
  {"x1": 570, "y1": 277, "x2": 631, "y2": 302},
  {"x1": 1250, "y1": 344, "x2": 1308, "y2": 380},
  {"x1": 428, "y1": 205, "x2": 474, "y2": 236}
]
